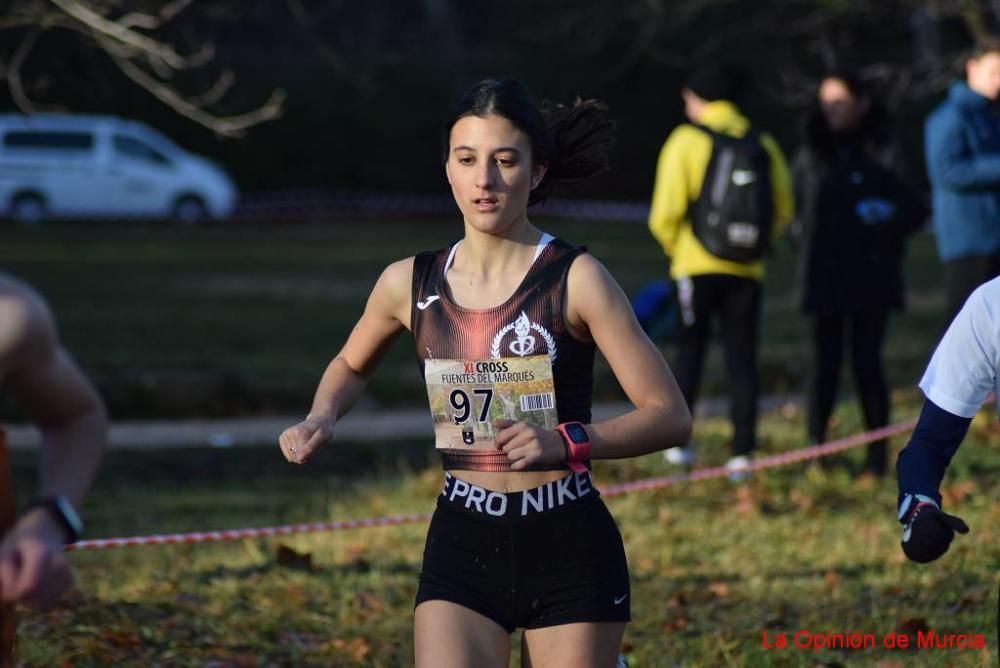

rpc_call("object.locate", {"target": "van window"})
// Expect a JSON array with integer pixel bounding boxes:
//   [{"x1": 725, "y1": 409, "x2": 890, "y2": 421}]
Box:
[
  {"x1": 112, "y1": 135, "x2": 170, "y2": 166},
  {"x1": 3, "y1": 131, "x2": 94, "y2": 150}
]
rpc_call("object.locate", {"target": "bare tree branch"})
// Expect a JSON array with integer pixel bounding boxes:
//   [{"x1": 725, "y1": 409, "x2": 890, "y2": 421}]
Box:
[
  {"x1": 594, "y1": 0, "x2": 667, "y2": 84},
  {"x1": 286, "y1": 0, "x2": 351, "y2": 76},
  {"x1": 7, "y1": 28, "x2": 43, "y2": 112},
  {"x1": 0, "y1": 0, "x2": 284, "y2": 136},
  {"x1": 118, "y1": 0, "x2": 193, "y2": 30},
  {"x1": 108, "y1": 46, "x2": 285, "y2": 138},
  {"x1": 47, "y1": 0, "x2": 188, "y2": 69},
  {"x1": 186, "y1": 70, "x2": 234, "y2": 108}
]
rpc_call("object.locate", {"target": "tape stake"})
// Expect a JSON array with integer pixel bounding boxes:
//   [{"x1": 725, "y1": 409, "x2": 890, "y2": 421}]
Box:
[{"x1": 0, "y1": 429, "x2": 16, "y2": 668}]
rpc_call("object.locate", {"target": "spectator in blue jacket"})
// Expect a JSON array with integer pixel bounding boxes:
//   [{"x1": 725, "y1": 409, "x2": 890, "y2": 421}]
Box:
[{"x1": 925, "y1": 37, "x2": 1000, "y2": 327}]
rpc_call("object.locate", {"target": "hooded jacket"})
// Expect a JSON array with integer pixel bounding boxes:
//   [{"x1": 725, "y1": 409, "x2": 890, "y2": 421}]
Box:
[
  {"x1": 792, "y1": 104, "x2": 927, "y2": 312},
  {"x1": 648, "y1": 100, "x2": 793, "y2": 280}
]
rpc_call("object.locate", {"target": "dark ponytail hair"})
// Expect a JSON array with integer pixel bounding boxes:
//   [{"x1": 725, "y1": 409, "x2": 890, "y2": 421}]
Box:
[{"x1": 442, "y1": 78, "x2": 615, "y2": 205}]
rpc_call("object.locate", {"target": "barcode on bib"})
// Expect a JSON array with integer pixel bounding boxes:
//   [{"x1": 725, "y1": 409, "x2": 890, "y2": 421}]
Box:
[{"x1": 519, "y1": 392, "x2": 554, "y2": 412}]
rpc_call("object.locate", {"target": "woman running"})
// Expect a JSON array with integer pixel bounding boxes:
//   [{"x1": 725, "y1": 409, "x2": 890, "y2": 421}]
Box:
[{"x1": 279, "y1": 78, "x2": 691, "y2": 667}]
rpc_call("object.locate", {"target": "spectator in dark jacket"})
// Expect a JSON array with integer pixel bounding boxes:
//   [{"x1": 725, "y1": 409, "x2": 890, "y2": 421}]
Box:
[{"x1": 791, "y1": 71, "x2": 926, "y2": 476}]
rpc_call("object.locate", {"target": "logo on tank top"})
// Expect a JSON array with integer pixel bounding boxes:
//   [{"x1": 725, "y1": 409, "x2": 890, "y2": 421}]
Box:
[
  {"x1": 416, "y1": 295, "x2": 440, "y2": 310},
  {"x1": 490, "y1": 311, "x2": 557, "y2": 362}
]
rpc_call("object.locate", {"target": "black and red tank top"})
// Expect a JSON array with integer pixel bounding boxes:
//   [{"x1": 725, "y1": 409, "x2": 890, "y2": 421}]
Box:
[{"x1": 410, "y1": 233, "x2": 596, "y2": 472}]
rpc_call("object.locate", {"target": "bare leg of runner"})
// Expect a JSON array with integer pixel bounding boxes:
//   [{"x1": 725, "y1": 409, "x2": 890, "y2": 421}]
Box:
[
  {"x1": 415, "y1": 600, "x2": 510, "y2": 667},
  {"x1": 521, "y1": 622, "x2": 626, "y2": 668}
]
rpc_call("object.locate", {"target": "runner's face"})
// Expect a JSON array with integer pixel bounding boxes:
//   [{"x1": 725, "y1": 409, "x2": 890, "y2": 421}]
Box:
[{"x1": 445, "y1": 114, "x2": 545, "y2": 235}]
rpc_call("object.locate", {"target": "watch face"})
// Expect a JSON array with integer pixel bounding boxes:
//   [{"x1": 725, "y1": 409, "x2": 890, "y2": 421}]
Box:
[{"x1": 565, "y1": 423, "x2": 588, "y2": 444}]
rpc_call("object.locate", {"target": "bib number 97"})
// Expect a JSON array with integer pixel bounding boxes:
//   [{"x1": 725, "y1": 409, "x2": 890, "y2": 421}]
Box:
[{"x1": 450, "y1": 388, "x2": 494, "y2": 424}]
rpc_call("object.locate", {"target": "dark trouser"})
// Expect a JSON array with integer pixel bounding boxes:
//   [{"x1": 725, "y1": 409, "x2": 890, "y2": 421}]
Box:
[
  {"x1": 943, "y1": 255, "x2": 1000, "y2": 331},
  {"x1": 673, "y1": 274, "x2": 761, "y2": 456},
  {"x1": 807, "y1": 310, "x2": 890, "y2": 475}
]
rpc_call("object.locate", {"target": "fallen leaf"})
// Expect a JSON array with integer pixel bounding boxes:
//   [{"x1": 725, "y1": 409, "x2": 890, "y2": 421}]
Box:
[
  {"x1": 276, "y1": 544, "x2": 313, "y2": 571},
  {"x1": 708, "y1": 582, "x2": 730, "y2": 598},
  {"x1": 897, "y1": 617, "x2": 929, "y2": 635},
  {"x1": 331, "y1": 637, "x2": 372, "y2": 661},
  {"x1": 354, "y1": 590, "x2": 386, "y2": 614},
  {"x1": 941, "y1": 480, "x2": 977, "y2": 507},
  {"x1": 661, "y1": 616, "x2": 689, "y2": 632},
  {"x1": 789, "y1": 489, "x2": 813, "y2": 510}
]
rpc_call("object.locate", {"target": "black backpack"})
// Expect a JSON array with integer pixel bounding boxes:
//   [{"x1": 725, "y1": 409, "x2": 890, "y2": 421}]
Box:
[{"x1": 689, "y1": 125, "x2": 774, "y2": 262}]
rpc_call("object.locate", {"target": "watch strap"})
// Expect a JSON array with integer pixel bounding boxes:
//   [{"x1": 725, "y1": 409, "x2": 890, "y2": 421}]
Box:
[
  {"x1": 26, "y1": 496, "x2": 82, "y2": 544},
  {"x1": 557, "y1": 422, "x2": 591, "y2": 473}
]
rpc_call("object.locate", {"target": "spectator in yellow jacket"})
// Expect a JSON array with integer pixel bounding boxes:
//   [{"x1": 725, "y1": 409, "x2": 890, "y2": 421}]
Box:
[{"x1": 648, "y1": 64, "x2": 793, "y2": 475}]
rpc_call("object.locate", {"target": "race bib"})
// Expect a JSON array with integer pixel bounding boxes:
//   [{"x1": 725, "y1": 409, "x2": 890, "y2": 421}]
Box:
[{"x1": 424, "y1": 355, "x2": 559, "y2": 450}]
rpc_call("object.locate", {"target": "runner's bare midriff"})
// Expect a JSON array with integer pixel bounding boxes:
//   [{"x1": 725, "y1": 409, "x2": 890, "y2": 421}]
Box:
[{"x1": 450, "y1": 468, "x2": 571, "y2": 494}]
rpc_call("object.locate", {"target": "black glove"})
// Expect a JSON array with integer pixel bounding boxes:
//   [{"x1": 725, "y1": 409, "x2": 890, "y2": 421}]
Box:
[{"x1": 898, "y1": 493, "x2": 969, "y2": 563}]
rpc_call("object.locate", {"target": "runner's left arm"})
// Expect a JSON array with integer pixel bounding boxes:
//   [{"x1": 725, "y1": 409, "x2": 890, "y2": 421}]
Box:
[
  {"x1": 893, "y1": 284, "x2": 997, "y2": 562},
  {"x1": 565, "y1": 254, "x2": 691, "y2": 459}
]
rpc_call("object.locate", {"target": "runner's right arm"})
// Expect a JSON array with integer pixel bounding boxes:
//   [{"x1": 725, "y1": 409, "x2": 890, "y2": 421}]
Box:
[{"x1": 279, "y1": 258, "x2": 413, "y2": 463}]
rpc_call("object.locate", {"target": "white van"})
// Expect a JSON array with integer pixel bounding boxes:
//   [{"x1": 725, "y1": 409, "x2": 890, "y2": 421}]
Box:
[{"x1": 0, "y1": 114, "x2": 237, "y2": 223}]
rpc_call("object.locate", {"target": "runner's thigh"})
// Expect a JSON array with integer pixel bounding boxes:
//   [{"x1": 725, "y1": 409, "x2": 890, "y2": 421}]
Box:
[
  {"x1": 414, "y1": 600, "x2": 510, "y2": 668},
  {"x1": 521, "y1": 621, "x2": 626, "y2": 668}
]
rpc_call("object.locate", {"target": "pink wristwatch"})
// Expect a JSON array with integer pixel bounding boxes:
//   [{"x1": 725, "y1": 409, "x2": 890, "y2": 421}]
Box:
[{"x1": 556, "y1": 421, "x2": 591, "y2": 473}]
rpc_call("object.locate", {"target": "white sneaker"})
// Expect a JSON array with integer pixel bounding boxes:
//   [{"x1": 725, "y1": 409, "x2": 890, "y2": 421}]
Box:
[
  {"x1": 664, "y1": 446, "x2": 695, "y2": 466},
  {"x1": 725, "y1": 455, "x2": 752, "y2": 481}
]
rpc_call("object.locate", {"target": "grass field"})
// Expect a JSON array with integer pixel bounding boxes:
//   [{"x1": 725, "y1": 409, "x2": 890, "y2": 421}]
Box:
[
  {"x1": 0, "y1": 218, "x2": 947, "y2": 418},
  {"x1": 3, "y1": 217, "x2": 996, "y2": 666}
]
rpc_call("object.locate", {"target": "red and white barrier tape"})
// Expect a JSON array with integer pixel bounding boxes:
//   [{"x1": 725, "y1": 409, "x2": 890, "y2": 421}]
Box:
[
  {"x1": 602, "y1": 419, "x2": 917, "y2": 498},
  {"x1": 66, "y1": 514, "x2": 432, "y2": 551},
  {"x1": 66, "y1": 418, "x2": 916, "y2": 552}
]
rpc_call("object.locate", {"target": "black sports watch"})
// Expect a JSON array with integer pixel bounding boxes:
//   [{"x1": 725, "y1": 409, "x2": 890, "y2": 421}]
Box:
[{"x1": 27, "y1": 496, "x2": 83, "y2": 544}]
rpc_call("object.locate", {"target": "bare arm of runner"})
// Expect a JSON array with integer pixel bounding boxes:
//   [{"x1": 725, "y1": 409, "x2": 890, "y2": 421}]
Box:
[
  {"x1": 0, "y1": 276, "x2": 107, "y2": 609},
  {"x1": 279, "y1": 258, "x2": 413, "y2": 464},
  {"x1": 497, "y1": 254, "x2": 691, "y2": 469},
  {"x1": 567, "y1": 254, "x2": 691, "y2": 459}
]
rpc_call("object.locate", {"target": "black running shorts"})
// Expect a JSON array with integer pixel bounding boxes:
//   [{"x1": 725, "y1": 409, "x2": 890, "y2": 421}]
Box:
[{"x1": 415, "y1": 471, "x2": 631, "y2": 632}]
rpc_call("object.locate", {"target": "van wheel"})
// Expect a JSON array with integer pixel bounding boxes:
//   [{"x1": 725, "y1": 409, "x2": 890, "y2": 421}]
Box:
[
  {"x1": 10, "y1": 193, "x2": 46, "y2": 224},
  {"x1": 172, "y1": 195, "x2": 208, "y2": 224}
]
